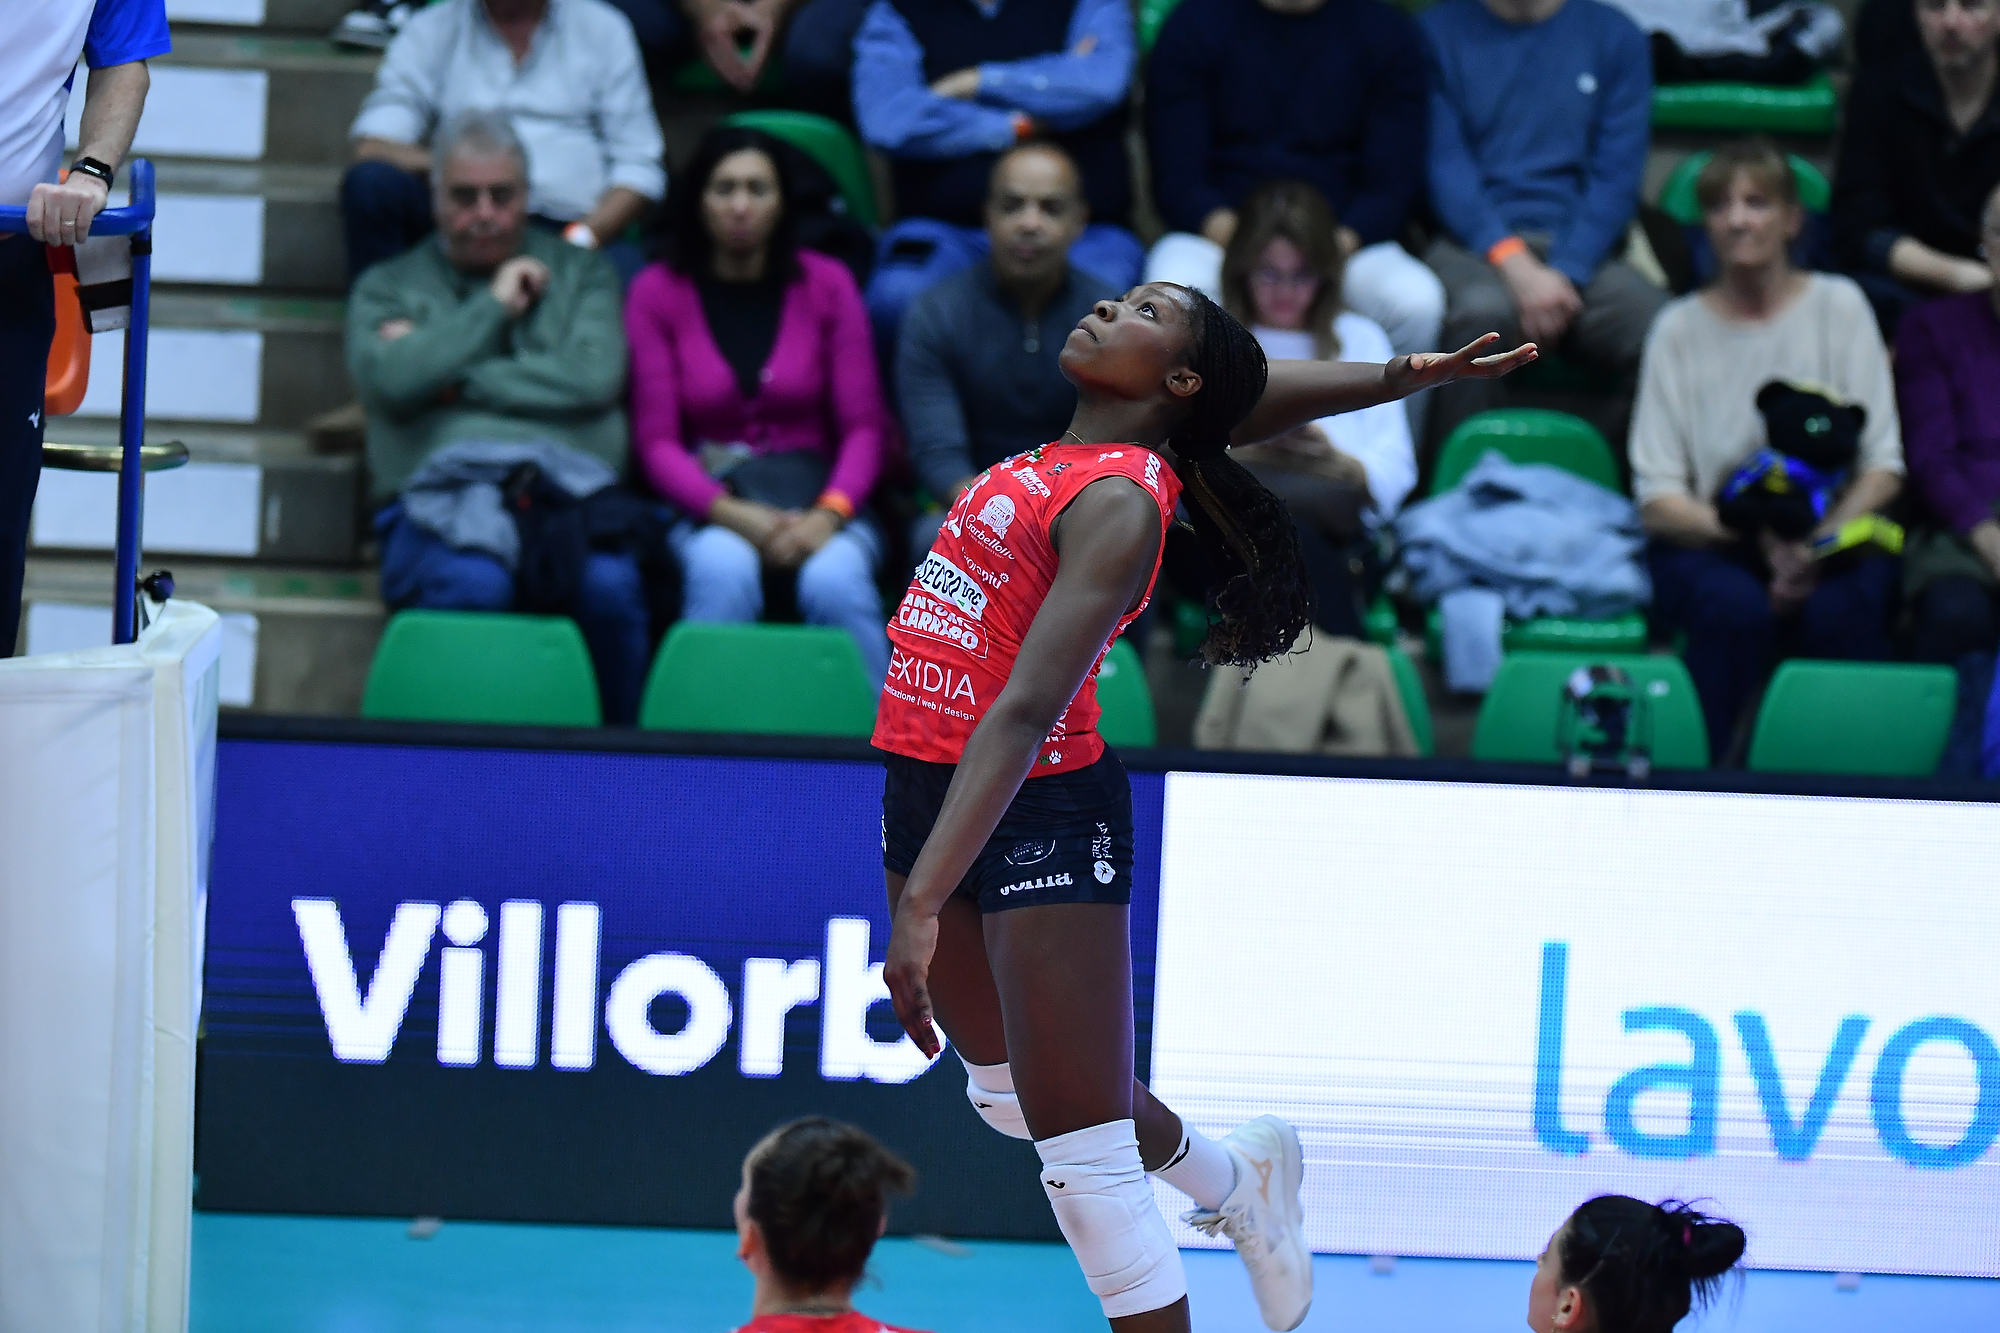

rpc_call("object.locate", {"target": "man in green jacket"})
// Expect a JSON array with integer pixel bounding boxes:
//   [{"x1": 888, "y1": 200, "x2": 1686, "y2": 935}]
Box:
[{"x1": 348, "y1": 109, "x2": 650, "y2": 721}]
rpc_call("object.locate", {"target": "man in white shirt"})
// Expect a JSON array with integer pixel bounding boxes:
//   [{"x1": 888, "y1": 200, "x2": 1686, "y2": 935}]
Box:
[
  {"x1": 341, "y1": 0, "x2": 666, "y2": 285},
  {"x1": 1, "y1": 0, "x2": 168, "y2": 654}
]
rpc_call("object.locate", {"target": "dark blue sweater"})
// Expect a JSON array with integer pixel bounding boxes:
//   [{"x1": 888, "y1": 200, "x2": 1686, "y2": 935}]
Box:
[
  {"x1": 1422, "y1": 0, "x2": 1652, "y2": 284},
  {"x1": 1145, "y1": 0, "x2": 1429, "y2": 246}
]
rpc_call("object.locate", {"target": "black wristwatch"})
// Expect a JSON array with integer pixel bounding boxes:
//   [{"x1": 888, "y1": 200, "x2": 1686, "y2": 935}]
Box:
[{"x1": 69, "y1": 157, "x2": 116, "y2": 191}]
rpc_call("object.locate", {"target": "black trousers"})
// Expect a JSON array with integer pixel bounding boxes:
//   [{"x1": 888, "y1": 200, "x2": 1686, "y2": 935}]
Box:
[{"x1": 0, "y1": 237, "x2": 55, "y2": 656}]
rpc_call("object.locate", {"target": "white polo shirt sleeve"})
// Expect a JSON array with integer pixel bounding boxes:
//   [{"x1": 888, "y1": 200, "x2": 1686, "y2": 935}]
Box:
[
  {"x1": 348, "y1": 1, "x2": 453, "y2": 147},
  {"x1": 592, "y1": 2, "x2": 664, "y2": 202},
  {"x1": 0, "y1": 0, "x2": 170, "y2": 206}
]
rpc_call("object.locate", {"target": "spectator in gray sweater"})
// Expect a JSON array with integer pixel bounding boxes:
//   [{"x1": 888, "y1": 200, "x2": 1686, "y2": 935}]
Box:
[{"x1": 896, "y1": 142, "x2": 1111, "y2": 563}]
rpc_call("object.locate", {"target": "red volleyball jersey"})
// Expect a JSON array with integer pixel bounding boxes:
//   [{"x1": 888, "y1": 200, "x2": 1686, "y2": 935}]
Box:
[
  {"x1": 871, "y1": 443, "x2": 1182, "y2": 774},
  {"x1": 733, "y1": 1314, "x2": 928, "y2": 1333}
]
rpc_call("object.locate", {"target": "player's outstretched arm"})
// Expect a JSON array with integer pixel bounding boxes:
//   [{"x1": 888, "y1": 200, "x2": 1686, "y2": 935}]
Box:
[{"x1": 1231, "y1": 334, "x2": 1539, "y2": 445}]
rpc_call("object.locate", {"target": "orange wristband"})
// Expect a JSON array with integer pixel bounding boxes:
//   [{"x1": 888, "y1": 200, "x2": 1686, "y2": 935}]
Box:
[
  {"x1": 1486, "y1": 236, "x2": 1528, "y2": 266},
  {"x1": 814, "y1": 490, "x2": 856, "y2": 522},
  {"x1": 1011, "y1": 112, "x2": 1035, "y2": 142}
]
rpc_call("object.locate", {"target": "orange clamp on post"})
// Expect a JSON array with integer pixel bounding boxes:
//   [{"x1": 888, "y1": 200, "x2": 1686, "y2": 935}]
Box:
[{"x1": 44, "y1": 260, "x2": 90, "y2": 417}]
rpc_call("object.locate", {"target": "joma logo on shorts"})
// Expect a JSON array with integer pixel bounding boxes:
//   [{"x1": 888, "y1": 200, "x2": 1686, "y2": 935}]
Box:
[{"x1": 999, "y1": 873, "x2": 1074, "y2": 895}]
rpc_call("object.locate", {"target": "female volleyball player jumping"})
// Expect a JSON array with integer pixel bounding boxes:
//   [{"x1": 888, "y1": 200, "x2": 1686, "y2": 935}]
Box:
[{"x1": 874, "y1": 283, "x2": 1533, "y2": 1332}]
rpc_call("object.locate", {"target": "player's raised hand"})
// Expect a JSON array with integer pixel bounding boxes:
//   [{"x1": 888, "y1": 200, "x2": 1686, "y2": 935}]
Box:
[
  {"x1": 1389, "y1": 333, "x2": 1538, "y2": 393},
  {"x1": 883, "y1": 904, "x2": 942, "y2": 1058}
]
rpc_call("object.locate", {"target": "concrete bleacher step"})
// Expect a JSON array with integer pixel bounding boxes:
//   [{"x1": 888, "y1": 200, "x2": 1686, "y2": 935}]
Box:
[
  {"x1": 21, "y1": 555, "x2": 384, "y2": 714},
  {"x1": 70, "y1": 29, "x2": 377, "y2": 170},
  {"x1": 75, "y1": 290, "x2": 348, "y2": 431},
  {"x1": 34, "y1": 419, "x2": 362, "y2": 565},
  {"x1": 170, "y1": 0, "x2": 357, "y2": 34},
  {"x1": 133, "y1": 159, "x2": 346, "y2": 293}
]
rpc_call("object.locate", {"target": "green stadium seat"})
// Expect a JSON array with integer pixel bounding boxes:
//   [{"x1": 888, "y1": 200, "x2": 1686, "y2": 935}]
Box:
[
  {"x1": 362, "y1": 610, "x2": 603, "y2": 726},
  {"x1": 1429, "y1": 409, "x2": 1621, "y2": 496},
  {"x1": 1385, "y1": 643, "x2": 1434, "y2": 757},
  {"x1": 1424, "y1": 411, "x2": 1644, "y2": 658},
  {"x1": 1095, "y1": 639, "x2": 1158, "y2": 747},
  {"x1": 1746, "y1": 661, "x2": 1955, "y2": 777},
  {"x1": 724, "y1": 110, "x2": 878, "y2": 228},
  {"x1": 1657, "y1": 150, "x2": 1831, "y2": 226},
  {"x1": 1138, "y1": 0, "x2": 1183, "y2": 53},
  {"x1": 1507, "y1": 612, "x2": 1649, "y2": 654},
  {"x1": 1171, "y1": 598, "x2": 1210, "y2": 660},
  {"x1": 639, "y1": 622, "x2": 877, "y2": 736},
  {"x1": 1472, "y1": 652, "x2": 1709, "y2": 768},
  {"x1": 1365, "y1": 594, "x2": 1398, "y2": 646},
  {"x1": 1426, "y1": 607, "x2": 1652, "y2": 658},
  {"x1": 1651, "y1": 72, "x2": 1839, "y2": 136}
]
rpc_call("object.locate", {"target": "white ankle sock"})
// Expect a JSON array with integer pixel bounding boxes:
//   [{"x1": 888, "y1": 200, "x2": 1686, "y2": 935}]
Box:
[{"x1": 1153, "y1": 1122, "x2": 1237, "y2": 1209}]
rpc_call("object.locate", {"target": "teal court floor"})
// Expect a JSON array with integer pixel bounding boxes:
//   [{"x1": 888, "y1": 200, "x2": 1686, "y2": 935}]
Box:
[{"x1": 190, "y1": 1213, "x2": 2000, "y2": 1332}]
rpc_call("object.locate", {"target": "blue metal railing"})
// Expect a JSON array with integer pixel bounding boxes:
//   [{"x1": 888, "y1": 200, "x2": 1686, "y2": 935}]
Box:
[{"x1": 0, "y1": 158, "x2": 156, "y2": 643}]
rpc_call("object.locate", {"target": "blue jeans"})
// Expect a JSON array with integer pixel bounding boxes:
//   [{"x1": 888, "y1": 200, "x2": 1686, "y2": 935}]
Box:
[
  {"x1": 1647, "y1": 541, "x2": 1897, "y2": 760},
  {"x1": 1909, "y1": 573, "x2": 2000, "y2": 777},
  {"x1": 863, "y1": 218, "x2": 1145, "y2": 352},
  {"x1": 340, "y1": 161, "x2": 646, "y2": 289},
  {"x1": 669, "y1": 517, "x2": 889, "y2": 686},
  {"x1": 378, "y1": 506, "x2": 653, "y2": 724},
  {"x1": 0, "y1": 237, "x2": 53, "y2": 656}
]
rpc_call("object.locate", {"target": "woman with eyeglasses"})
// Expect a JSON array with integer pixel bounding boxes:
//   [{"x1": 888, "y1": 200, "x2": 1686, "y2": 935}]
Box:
[{"x1": 1217, "y1": 180, "x2": 1418, "y2": 527}]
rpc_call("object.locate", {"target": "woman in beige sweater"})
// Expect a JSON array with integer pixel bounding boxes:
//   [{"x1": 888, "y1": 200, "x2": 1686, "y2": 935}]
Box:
[{"x1": 1629, "y1": 137, "x2": 1905, "y2": 756}]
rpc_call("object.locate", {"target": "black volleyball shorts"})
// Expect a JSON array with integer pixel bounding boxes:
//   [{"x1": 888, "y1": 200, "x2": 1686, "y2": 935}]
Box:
[{"x1": 880, "y1": 750, "x2": 1135, "y2": 913}]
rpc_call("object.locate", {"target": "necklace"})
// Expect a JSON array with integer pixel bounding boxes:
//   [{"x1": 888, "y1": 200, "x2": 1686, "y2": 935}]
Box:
[{"x1": 1062, "y1": 429, "x2": 1149, "y2": 449}]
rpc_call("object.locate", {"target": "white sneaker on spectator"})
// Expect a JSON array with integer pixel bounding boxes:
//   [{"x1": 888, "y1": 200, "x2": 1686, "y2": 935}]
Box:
[
  {"x1": 1182, "y1": 1115, "x2": 1311, "y2": 1331},
  {"x1": 333, "y1": 0, "x2": 414, "y2": 50}
]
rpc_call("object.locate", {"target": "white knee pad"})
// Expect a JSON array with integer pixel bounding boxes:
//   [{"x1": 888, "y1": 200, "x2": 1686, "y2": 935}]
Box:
[
  {"x1": 962, "y1": 1058, "x2": 1032, "y2": 1140},
  {"x1": 1036, "y1": 1119, "x2": 1187, "y2": 1319}
]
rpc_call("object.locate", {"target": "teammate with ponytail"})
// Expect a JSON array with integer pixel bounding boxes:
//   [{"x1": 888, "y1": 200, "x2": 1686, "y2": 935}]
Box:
[
  {"x1": 1529, "y1": 1196, "x2": 1747, "y2": 1333},
  {"x1": 874, "y1": 282, "x2": 1532, "y2": 1332},
  {"x1": 732, "y1": 1117, "x2": 926, "y2": 1333}
]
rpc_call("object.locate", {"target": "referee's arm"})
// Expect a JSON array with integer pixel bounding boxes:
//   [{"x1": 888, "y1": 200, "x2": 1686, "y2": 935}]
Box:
[
  {"x1": 27, "y1": 63, "x2": 146, "y2": 243},
  {"x1": 76, "y1": 62, "x2": 149, "y2": 179},
  {"x1": 27, "y1": 0, "x2": 171, "y2": 244}
]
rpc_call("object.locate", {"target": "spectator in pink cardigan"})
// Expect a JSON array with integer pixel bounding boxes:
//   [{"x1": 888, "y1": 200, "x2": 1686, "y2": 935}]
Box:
[{"x1": 627, "y1": 126, "x2": 893, "y2": 682}]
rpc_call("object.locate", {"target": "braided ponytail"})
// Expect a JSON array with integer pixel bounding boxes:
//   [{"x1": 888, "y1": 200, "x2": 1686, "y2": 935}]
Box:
[{"x1": 1169, "y1": 290, "x2": 1311, "y2": 667}]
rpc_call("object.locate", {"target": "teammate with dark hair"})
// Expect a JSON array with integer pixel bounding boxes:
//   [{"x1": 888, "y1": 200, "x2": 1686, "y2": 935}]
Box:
[
  {"x1": 732, "y1": 1117, "x2": 926, "y2": 1333},
  {"x1": 875, "y1": 281, "x2": 1533, "y2": 1332},
  {"x1": 1529, "y1": 1196, "x2": 1747, "y2": 1333}
]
